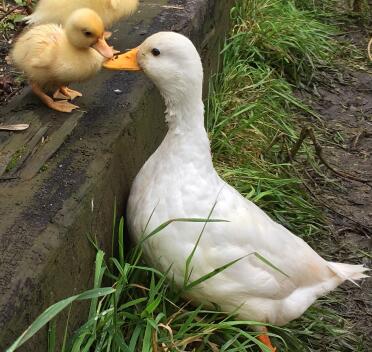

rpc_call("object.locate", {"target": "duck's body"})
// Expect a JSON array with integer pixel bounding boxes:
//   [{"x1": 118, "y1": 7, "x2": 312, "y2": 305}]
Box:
[
  {"x1": 104, "y1": 32, "x2": 368, "y2": 350},
  {"x1": 12, "y1": 8, "x2": 114, "y2": 112},
  {"x1": 12, "y1": 24, "x2": 103, "y2": 89},
  {"x1": 26, "y1": 0, "x2": 138, "y2": 28},
  {"x1": 127, "y1": 101, "x2": 365, "y2": 326}
]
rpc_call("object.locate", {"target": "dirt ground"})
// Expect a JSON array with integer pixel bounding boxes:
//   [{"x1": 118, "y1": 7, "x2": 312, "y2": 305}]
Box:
[
  {"x1": 0, "y1": 2, "x2": 29, "y2": 106},
  {"x1": 295, "y1": 19, "x2": 372, "y2": 348}
]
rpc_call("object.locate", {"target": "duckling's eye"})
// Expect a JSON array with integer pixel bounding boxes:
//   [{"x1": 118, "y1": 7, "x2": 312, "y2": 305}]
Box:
[
  {"x1": 151, "y1": 48, "x2": 161, "y2": 57},
  {"x1": 84, "y1": 31, "x2": 92, "y2": 37}
]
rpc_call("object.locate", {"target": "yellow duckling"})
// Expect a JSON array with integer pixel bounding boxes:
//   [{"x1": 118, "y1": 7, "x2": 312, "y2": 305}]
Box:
[
  {"x1": 25, "y1": 0, "x2": 138, "y2": 28},
  {"x1": 11, "y1": 8, "x2": 114, "y2": 113}
]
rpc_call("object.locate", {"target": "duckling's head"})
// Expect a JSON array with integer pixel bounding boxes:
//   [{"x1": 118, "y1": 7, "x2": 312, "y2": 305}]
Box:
[
  {"x1": 65, "y1": 8, "x2": 114, "y2": 58},
  {"x1": 104, "y1": 32, "x2": 203, "y2": 102}
]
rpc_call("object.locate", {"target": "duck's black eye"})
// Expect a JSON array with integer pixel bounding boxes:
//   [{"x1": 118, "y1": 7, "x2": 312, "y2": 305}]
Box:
[
  {"x1": 151, "y1": 48, "x2": 160, "y2": 56},
  {"x1": 84, "y1": 31, "x2": 92, "y2": 37}
]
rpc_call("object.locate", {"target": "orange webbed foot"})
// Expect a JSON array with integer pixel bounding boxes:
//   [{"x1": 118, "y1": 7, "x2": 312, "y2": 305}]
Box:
[
  {"x1": 53, "y1": 89, "x2": 69, "y2": 100},
  {"x1": 258, "y1": 328, "x2": 277, "y2": 352},
  {"x1": 51, "y1": 100, "x2": 79, "y2": 113},
  {"x1": 32, "y1": 83, "x2": 79, "y2": 113},
  {"x1": 59, "y1": 86, "x2": 83, "y2": 100}
]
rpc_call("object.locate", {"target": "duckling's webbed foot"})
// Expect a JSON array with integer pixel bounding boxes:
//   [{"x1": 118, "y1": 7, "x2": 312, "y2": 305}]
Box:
[
  {"x1": 53, "y1": 89, "x2": 69, "y2": 100},
  {"x1": 50, "y1": 100, "x2": 79, "y2": 113},
  {"x1": 53, "y1": 86, "x2": 82, "y2": 100},
  {"x1": 31, "y1": 83, "x2": 79, "y2": 113},
  {"x1": 61, "y1": 86, "x2": 83, "y2": 100}
]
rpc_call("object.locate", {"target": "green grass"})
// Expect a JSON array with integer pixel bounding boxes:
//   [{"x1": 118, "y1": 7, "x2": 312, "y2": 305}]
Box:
[
  {"x1": 8, "y1": 219, "x2": 281, "y2": 352},
  {"x1": 5, "y1": 146, "x2": 25, "y2": 173},
  {"x1": 225, "y1": 0, "x2": 336, "y2": 83},
  {"x1": 206, "y1": 0, "x2": 333, "y2": 237},
  {"x1": 7, "y1": 219, "x2": 362, "y2": 352},
  {"x1": 0, "y1": 1, "x2": 29, "y2": 34},
  {"x1": 6, "y1": 1, "x2": 367, "y2": 351},
  {"x1": 206, "y1": 1, "x2": 364, "y2": 350},
  {"x1": 206, "y1": 62, "x2": 321, "y2": 237}
]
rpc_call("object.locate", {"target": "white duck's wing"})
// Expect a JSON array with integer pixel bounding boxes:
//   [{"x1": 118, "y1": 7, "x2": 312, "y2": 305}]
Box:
[{"x1": 197, "y1": 183, "x2": 334, "y2": 299}]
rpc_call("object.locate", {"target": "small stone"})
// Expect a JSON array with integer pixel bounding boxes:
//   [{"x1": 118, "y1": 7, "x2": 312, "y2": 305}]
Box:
[{"x1": 114, "y1": 89, "x2": 122, "y2": 95}]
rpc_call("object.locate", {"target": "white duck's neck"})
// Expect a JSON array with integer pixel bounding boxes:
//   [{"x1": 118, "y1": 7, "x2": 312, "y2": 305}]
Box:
[
  {"x1": 155, "y1": 89, "x2": 213, "y2": 166},
  {"x1": 163, "y1": 92, "x2": 205, "y2": 133}
]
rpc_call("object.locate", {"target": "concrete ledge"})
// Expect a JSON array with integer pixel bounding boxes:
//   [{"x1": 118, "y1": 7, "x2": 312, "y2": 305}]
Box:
[{"x1": 0, "y1": 0, "x2": 233, "y2": 349}]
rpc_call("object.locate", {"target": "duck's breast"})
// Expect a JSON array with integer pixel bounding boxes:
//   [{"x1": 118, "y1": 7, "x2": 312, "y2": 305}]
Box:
[{"x1": 53, "y1": 47, "x2": 104, "y2": 85}]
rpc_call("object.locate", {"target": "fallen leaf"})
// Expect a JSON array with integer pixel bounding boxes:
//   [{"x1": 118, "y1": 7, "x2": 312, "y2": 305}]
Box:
[
  {"x1": 0, "y1": 75, "x2": 14, "y2": 94},
  {"x1": 0, "y1": 124, "x2": 30, "y2": 131}
]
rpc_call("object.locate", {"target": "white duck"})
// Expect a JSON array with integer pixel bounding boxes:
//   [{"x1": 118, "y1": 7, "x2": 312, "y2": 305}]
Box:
[{"x1": 104, "y1": 32, "x2": 368, "y2": 351}]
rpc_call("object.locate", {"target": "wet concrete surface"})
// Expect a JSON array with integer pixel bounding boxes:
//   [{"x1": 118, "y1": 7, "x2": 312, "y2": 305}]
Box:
[{"x1": 0, "y1": 0, "x2": 233, "y2": 349}]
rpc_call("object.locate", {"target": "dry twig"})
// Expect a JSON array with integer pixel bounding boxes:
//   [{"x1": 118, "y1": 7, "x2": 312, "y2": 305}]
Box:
[
  {"x1": 287, "y1": 126, "x2": 370, "y2": 184},
  {"x1": 0, "y1": 5, "x2": 22, "y2": 22}
]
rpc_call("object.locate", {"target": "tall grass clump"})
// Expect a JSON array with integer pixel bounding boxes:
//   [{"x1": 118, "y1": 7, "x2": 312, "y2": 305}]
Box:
[
  {"x1": 207, "y1": 0, "x2": 338, "y2": 237},
  {"x1": 293, "y1": 0, "x2": 339, "y2": 13},
  {"x1": 7, "y1": 218, "x2": 281, "y2": 352},
  {"x1": 207, "y1": 0, "x2": 364, "y2": 350},
  {"x1": 228, "y1": 0, "x2": 336, "y2": 82},
  {"x1": 7, "y1": 217, "x2": 360, "y2": 352},
  {"x1": 207, "y1": 62, "x2": 323, "y2": 237}
]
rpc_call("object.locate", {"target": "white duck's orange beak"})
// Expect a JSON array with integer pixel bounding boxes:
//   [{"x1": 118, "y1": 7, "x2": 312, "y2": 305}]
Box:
[
  {"x1": 92, "y1": 36, "x2": 115, "y2": 59},
  {"x1": 103, "y1": 47, "x2": 141, "y2": 71}
]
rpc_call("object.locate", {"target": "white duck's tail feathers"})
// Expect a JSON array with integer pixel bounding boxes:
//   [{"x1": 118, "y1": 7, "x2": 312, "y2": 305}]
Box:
[{"x1": 328, "y1": 262, "x2": 369, "y2": 286}]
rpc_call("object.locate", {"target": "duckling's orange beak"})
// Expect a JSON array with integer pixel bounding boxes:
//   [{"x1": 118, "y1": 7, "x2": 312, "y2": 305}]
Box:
[
  {"x1": 92, "y1": 36, "x2": 114, "y2": 59},
  {"x1": 103, "y1": 47, "x2": 141, "y2": 71}
]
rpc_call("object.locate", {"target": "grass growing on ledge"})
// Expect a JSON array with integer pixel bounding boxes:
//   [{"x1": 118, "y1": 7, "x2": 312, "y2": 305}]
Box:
[
  {"x1": 8, "y1": 219, "x2": 279, "y2": 352},
  {"x1": 206, "y1": 0, "x2": 363, "y2": 350},
  {"x1": 206, "y1": 0, "x2": 335, "y2": 237},
  {"x1": 7, "y1": 219, "x2": 360, "y2": 352},
  {"x1": 6, "y1": 1, "x2": 365, "y2": 351},
  {"x1": 226, "y1": 0, "x2": 336, "y2": 83},
  {"x1": 206, "y1": 62, "x2": 324, "y2": 238}
]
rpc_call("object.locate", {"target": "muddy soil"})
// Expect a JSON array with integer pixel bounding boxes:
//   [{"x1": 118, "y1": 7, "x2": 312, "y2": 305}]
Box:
[
  {"x1": 0, "y1": 2, "x2": 29, "y2": 106},
  {"x1": 296, "y1": 19, "x2": 372, "y2": 349}
]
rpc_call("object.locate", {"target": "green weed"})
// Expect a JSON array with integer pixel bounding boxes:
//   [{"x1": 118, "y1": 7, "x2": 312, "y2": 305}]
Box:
[
  {"x1": 7, "y1": 215, "x2": 361, "y2": 352},
  {"x1": 7, "y1": 218, "x2": 278, "y2": 352},
  {"x1": 227, "y1": 0, "x2": 337, "y2": 83},
  {"x1": 206, "y1": 0, "x2": 364, "y2": 350}
]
